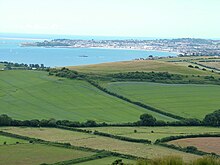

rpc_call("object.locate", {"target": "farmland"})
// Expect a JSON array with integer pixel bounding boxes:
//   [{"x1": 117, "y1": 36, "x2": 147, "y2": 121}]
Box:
[
  {"x1": 0, "y1": 127, "x2": 199, "y2": 161},
  {"x1": 105, "y1": 82, "x2": 220, "y2": 119},
  {"x1": 82, "y1": 126, "x2": 220, "y2": 142},
  {"x1": 0, "y1": 135, "x2": 27, "y2": 145},
  {"x1": 1, "y1": 56, "x2": 220, "y2": 164},
  {"x1": 0, "y1": 143, "x2": 94, "y2": 165},
  {"x1": 0, "y1": 70, "x2": 173, "y2": 122},
  {"x1": 168, "y1": 137, "x2": 220, "y2": 155}
]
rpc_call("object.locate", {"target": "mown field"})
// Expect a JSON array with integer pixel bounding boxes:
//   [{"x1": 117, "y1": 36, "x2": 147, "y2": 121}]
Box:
[
  {"x1": 0, "y1": 142, "x2": 94, "y2": 165},
  {"x1": 76, "y1": 156, "x2": 135, "y2": 165},
  {"x1": 0, "y1": 127, "x2": 199, "y2": 161},
  {"x1": 0, "y1": 70, "x2": 174, "y2": 122},
  {"x1": 69, "y1": 60, "x2": 211, "y2": 75},
  {"x1": 105, "y1": 82, "x2": 220, "y2": 119},
  {"x1": 168, "y1": 137, "x2": 220, "y2": 155},
  {"x1": 82, "y1": 126, "x2": 220, "y2": 142}
]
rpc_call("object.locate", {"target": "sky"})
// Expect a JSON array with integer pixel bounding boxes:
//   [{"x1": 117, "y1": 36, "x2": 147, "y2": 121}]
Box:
[{"x1": 0, "y1": 0, "x2": 219, "y2": 38}]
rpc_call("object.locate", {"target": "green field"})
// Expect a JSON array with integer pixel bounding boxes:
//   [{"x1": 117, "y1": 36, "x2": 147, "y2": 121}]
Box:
[
  {"x1": 83, "y1": 126, "x2": 220, "y2": 142},
  {"x1": 0, "y1": 70, "x2": 174, "y2": 122},
  {"x1": 0, "y1": 127, "x2": 199, "y2": 161},
  {"x1": 0, "y1": 143, "x2": 94, "y2": 165},
  {"x1": 105, "y1": 82, "x2": 220, "y2": 119},
  {"x1": 76, "y1": 156, "x2": 135, "y2": 165},
  {"x1": 0, "y1": 135, "x2": 27, "y2": 145},
  {"x1": 69, "y1": 60, "x2": 212, "y2": 75}
]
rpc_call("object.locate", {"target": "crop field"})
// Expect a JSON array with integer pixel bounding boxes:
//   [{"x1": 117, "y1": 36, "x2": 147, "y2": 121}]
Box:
[
  {"x1": 0, "y1": 70, "x2": 174, "y2": 122},
  {"x1": 105, "y1": 82, "x2": 220, "y2": 119},
  {"x1": 69, "y1": 60, "x2": 210, "y2": 75},
  {"x1": 0, "y1": 135, "x2": 27, "y2": 145},
  {"x1": 0, "y1": 127, "x2": 199, "y2": 161},
  {"x1": 82, "y1": 126, "x2": 220, "y2": 142},
  {"x1": 168, "y1": 137, "x2": 220, "y2": 155},
  {"x1": 0, "y1": 143, "x2": 94, "y2": 165},
  {"x1": 76, "y1": 156, "x2": 135, "y2": 165}
]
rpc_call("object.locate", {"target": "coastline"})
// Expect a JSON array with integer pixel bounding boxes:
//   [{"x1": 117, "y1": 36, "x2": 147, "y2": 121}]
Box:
[
  {"x1": 20, "y1": 44, "x2": 179, "y2": 56},
  {"x1": 88, "y1": 46, "x2": 179, "y2": 55}
]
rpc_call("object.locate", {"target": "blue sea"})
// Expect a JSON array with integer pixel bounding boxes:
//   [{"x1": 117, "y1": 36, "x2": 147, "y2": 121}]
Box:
[{"x1": 0, "y1": 33, "x2": 177, "y2": 67}]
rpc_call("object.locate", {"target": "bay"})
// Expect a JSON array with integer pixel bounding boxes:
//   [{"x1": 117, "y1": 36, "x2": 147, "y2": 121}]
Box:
[{"x1": 0, "y1": 36, "x2": 176, "y2": 67}]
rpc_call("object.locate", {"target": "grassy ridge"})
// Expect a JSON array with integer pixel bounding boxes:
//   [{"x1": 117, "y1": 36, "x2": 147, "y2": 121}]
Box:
[
  {"x1": 105, "y1": 82, "x2": 220, "y2": 119},
  {"x1": 69, "y1": 60, "x2": 212, "y2": 75},
  {"x1": 0, "y1": 70, "x2": 173, "y2": 122}
]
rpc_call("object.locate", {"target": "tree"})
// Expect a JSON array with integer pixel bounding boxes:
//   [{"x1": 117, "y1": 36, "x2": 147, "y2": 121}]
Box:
[
  {"x1": 0, "y1": 114, "x2": 12, "y2": 126},
  {"x1": 203, "y1": 110, "x2": 220, "y2": 126},
  {"x1": 139, "y1": 113, "x2": 156, "y2": 126}
]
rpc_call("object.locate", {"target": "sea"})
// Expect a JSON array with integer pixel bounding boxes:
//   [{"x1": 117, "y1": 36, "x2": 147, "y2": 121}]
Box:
[{"x1": 0, "y1": 33, "x2": 177, "y2": 67}]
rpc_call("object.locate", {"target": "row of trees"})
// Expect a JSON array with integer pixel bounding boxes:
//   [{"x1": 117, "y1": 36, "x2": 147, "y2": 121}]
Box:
[
  {"x1": 1, "y1": 61, "x2": 46, "y2": 70},
  {"x1": 0, "y1": 110, "x2": 219, "y2": 128},
  {"x1": 110, "y1": 71, "x2": 184, "y2": 81},
  {"x1": 48, "y1": 67, "x2": 84, "y2": 79}
]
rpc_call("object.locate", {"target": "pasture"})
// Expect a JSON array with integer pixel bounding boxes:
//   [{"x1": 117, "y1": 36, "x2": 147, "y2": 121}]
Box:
[
  {"x1": 105, "y1": 82, "x2": 220, "y2": 119},
  {"x1": 82, "y1": 126, "x2": 220, "y2": 142},
  {"x1": 0, "y1": 143, "x2": 94, "y2": 165},
  {"x1": 0, "y1": 70, "x2": 173, "y2": 122},
  {"x1": 0, "y1": 135, "x2": 27, "y2": 145},
  {"x1": 0, "y1": 127, "x2": 199, "y2": 161},
  {"x1": 168, "y1": 137, "x2": 220, "y2": 155}
]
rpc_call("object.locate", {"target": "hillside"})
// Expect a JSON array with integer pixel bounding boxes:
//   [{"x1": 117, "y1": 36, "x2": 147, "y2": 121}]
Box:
[{"x1": 0, "y1": 70, "x2": 173, "y2": 122}]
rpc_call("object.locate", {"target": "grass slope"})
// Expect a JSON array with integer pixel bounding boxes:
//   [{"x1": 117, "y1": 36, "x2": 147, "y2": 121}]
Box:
[
  {"x1": 83, "y1": 126, "x2": 220, "y2": 142},
  {"x1": 0, "y1": 143, "x2": 94, "y2": 165},
  {"x1": 69, "y1": 60, "x2": 211, "y2": 75},
  {"x1": 1, "y1": 127, "x2": 199, "y2": 161},
  {"x1": 105, "y1": 82, "x2": 220, "y2": 119},
  {"x1": 0, "y1": 70, "x2": 173, "y2": 122}
]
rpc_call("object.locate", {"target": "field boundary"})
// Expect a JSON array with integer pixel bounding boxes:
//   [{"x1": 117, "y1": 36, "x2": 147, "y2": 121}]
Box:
[
  {"x1": 86, "y1": 79, "x2": 185, "y2": 121},
  {"x1": 0, "y1": 129, "x2": 140, "y2": 162},
  {"x1": 57, "y1": 125, "x2": 152, "y2": 144}
]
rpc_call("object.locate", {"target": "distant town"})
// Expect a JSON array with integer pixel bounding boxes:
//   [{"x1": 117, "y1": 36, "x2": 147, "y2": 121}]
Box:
[{"x1": 22, "y1": 38, "x2": 220, "y2": 56}]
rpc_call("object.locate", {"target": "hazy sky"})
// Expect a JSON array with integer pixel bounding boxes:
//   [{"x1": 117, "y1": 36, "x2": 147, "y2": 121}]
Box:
[{"x1": 0, "y1": 0, "x2": 219, "y2": 38}]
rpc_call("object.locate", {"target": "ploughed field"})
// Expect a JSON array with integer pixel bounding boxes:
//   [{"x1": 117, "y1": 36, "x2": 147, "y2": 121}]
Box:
[
  {"x1": 0, "y1": 70, "x2": 174, "y2": 122},
  {"x1": 105, "y1": 82, "x2": 220, "y2": 119},
  {"x1": 168, "y1": 137, "x2": 220, "y2": 155},
  {"x1": 0, "y1": 127, "x2": 199, "y2": 161},
  {"x1": 82, "y1": 126, "x2": 220, "y2": 142}
]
